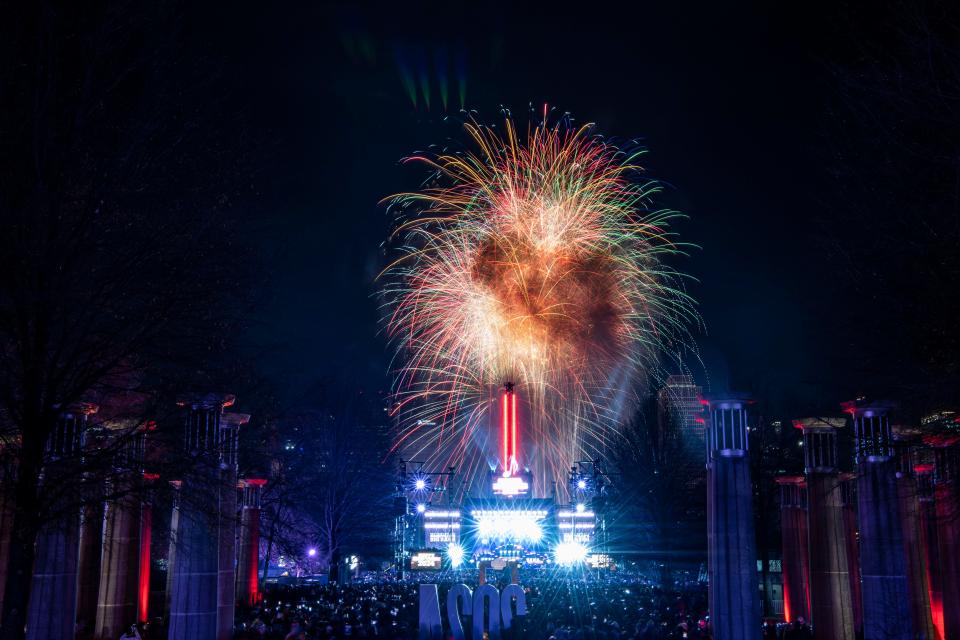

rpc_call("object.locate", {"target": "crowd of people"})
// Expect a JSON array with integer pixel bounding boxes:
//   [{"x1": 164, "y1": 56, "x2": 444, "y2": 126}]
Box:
[
  {"x1": 120, "y1": 567, "x2": 812, "y2": 639},
  {"x1": 228, "y1": 568, "x2": 735, "y2": 639}
]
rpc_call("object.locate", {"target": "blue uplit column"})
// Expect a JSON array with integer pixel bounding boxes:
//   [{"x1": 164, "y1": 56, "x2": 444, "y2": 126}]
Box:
[
  {"x1": 26, "y1": 404, "x2": 97, "y2": 640},
  {"x1": 796, "y1": 417, "x2": 855, "y2": 640},
  {"x1": 846, "y1": 402, "x2": 913, "y2": 639},
  {"x1": 167, "y1": 393, "x2": 234, "y2": 640},
  {"x1": 706, "y1": 397, "x2": 761, "y2": 640},
  {"x1": 216, "y1": 412, "x2": 247, "y2": 640}
]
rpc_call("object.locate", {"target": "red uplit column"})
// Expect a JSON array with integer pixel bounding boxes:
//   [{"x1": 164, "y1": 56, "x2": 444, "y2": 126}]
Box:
[
  {"x1": 236, "y1": 479, "x2": 266, "y2": 607},
  {"x1": 500, "y1": 383, "x2": 519, "y2": 475},
  {"x1": 776, "y1": 476, "x2": 810, "y2": 623},
  {"x1": 927, "y1": 435, "x2": 960, "y2": 640},
  {"x1": 797, "y1": 417, "x2": 855, "y2": 640},
  {"x1": 893, "y1": 428, "x2": 938, "y2": 640},
  {"x1": 916, "y1": 464, "x2": 944, "y2": 639},
  {"x1": 139, "y1": 472, "x2": 159, "y2": 623}
]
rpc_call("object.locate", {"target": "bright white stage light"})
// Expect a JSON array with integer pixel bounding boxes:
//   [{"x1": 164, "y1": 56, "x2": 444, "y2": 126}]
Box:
[
  {"x1": 447, "y1": 543, "x2": 465, "y2": 568},
  {"x1": 577, "y1": 479, "x2": 587, "y2": 490},
  {"x1": 476, "y1": 511, "x2": 543, "y2": 543},
  {"x1": 414, "y1": 478, "x2": 426, "y2": 490},
  {"x1": 307, "y1": 547, "x2": 317, "y2": 558},
  {"x1": 576, "y1": 503, "x2": 586, "y2": 513},
  {"x1": 554, "y1": 541, "x2": 588, "y2": 566},
  {"x1": 416, "y1": 503, "x2": 427, "y2": 514}
]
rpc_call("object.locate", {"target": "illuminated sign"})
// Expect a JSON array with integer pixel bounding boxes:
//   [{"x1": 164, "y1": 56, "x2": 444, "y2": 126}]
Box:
[
  {"x1": 492, "y1": 474, "x2": 529, "y2": 496},
  {"x1": 427, "y1": 532, "x2": 458, "y2": 544},
  {"x1": 411, "y1": 551, "x2": 442, "y2": 570},
  {"x1": 471, "y1": 508, "x2": 548, "y2": 544}
]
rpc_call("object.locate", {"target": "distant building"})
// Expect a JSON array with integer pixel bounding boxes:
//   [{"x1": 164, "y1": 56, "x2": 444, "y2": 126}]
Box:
[{"x1": 657, "y1": 374, "x2": 706, "y2": 451}]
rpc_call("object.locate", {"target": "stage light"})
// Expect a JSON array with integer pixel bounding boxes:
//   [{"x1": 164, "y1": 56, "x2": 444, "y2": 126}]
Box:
[
  {"x1": 475, "y1": 511, "x2": 544, "y2": 543},
  {"x1": 577, "y1": 479, "x2": 587, "y2": 490},
  {"x1": 416, "y1": 503, "x2": 427, "y2": 514},
  {"x1": 307, "y1": 548, "x2": 317, "y2": 558},
  {"x1": 576, "y1": 503, "x2": 586, "y2": 513},
  {"x1": 554, "y1": 541, "x2": 588, "y2": 566},
  {"x1": 447, "y1": 543, "x2": 465, "y2": 568},
  {"x1": 414, "y1": 478, "x2": 426, "y2": 490}
]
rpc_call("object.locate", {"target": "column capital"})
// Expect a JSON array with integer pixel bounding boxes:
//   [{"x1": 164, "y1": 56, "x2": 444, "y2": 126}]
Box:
[
  {"x1": 777, "y1": 475, "x2": 807, "y2": 508},
  {"x1": 843, "y1": 399, "x2": 896, "y2": 462},
  {"x1": 794, "y1": 417, "x2": 845, "y2": 473},
  {"x1": 180, "y1": 393, "x2": 235, "y2": 455},
  {"x1": 57, "y1": 402, "x2": 99, "y2": 418},
  {"x1": 705, "y1": 395, "x2": 752, "y2": 460},
  {"x1": 221, "y1": 413, "x2": 249, "y2": 427},
  {"x1": 176, "y1": 393, "x2": 235, "y2": 411},
  {"x1": 241, "y1": 478, "x2": 266, "y2": 508}
]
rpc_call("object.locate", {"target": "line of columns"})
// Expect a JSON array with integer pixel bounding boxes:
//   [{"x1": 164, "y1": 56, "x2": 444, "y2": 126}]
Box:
[
  {"x1": 782, "y1": 406, "x2": 959, "y2": 640},
  {"x1": 0, "y1": 395, "x2": 266, "y2": 640}
]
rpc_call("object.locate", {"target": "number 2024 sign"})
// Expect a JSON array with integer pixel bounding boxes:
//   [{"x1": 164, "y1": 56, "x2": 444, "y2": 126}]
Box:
[{"x1": 418, "y1": 583, "x2": 528, "y2": 640}]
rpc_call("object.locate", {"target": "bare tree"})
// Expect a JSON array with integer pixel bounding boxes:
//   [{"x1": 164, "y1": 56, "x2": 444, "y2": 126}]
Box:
[
  {"x1": 0, "y1": 3, "x2": 256, "y2": 637},
  {"x1": 613, "y1": 397, "x2": 705, "y2": 588}
]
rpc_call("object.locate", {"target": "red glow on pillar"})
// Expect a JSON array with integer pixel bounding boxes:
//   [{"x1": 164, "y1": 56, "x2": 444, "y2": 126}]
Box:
[
  {"x1": 501, "y1": 392, "x2": 509, "y2": 473},
  {"x1": 138, "y1": 504, "x2": 152, "y2": 622},
  {"x1": 247, "y1": 512, "x2": 261, "y2": 606},
  {"x1": 782, "y1": 580, "x2": 792, "y2": 623},
  {"x1": 510, "y1": 391, "x2": 517, "y2": 470}
]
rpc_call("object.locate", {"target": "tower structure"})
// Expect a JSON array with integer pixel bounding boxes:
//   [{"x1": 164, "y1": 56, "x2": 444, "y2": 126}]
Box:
[
  {"x1": 845, "y1": 401, "x2": 913, "y2": 639},
  {"x1": 776, "y1": 476, "x2": 810, "y2": 623},
  {"x1": 926, "y1": 432, "x2": 960, "y2": 639},
  {"x1": 796, "y1": 416, "x2": 856, "y2": 640},
  {"x1": 236, "y1": 479, "x2": 266, "y2": 607},
  {"x1": 26, "y1": 403, "x2": 97, "y2": 640},
  {"x1": 95, "y1": 427, "x2": 149, "y2": 638},
  {"x1": 892, "y1": 426, "x2": 938, "y2": 640},
  {"x1": 706, "y1": 396, "x2": 760, "y2": 640},
  {"x1": 167, "y1": 393, "x2": 234, "y2": 640}
]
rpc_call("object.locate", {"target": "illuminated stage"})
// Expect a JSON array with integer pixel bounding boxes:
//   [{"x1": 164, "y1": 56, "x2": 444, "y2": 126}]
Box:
[{"x1": 399, "y1": 384, "x2": 606, "y2": 572}]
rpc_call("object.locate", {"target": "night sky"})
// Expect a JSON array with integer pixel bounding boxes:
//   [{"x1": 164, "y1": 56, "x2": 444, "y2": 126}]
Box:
[{"x1": 189, "y1": 2, "x2": 888, "y2": 417}]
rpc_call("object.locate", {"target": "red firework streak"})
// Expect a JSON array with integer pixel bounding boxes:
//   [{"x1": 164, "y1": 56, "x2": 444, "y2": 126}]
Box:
[{"x1": 502, "y1": 383, "x2": 519, "y2": 475}]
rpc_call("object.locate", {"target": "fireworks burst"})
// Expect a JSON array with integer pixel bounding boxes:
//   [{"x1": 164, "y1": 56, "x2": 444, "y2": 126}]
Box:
[{"x1": 381, "y1": 110, "x2": 698, "y2": 496}]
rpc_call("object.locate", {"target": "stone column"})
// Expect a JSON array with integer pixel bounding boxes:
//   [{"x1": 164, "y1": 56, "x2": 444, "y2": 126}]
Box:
[
  {"x1": 0, "y1": 484, "x2": 13, "y2": 625},
  {"x1": 26, "y1": 404, "x2": 96, "y2": 640},
  {"x1": 796, "y1": 416, "x2": 855, "y2": 640},
  {"x1": 839, "y1": 473, "x2": 864, "y2": 636},
  {"x1": 216, "y1": 412, "x2": 247, "y2": 640},
  {"x1": 76, "y1": 498, "x2": 104, "y2": 637},
  {"x1": 235, "y1": 479, "x2": 265, "y2": 607},
  {"x1": 776, "y1": 476, "x2": 810, "y2": 623},
  {"x1": 892, "y1": 427, "x2": 938, "y2": 640},
  {"x1": 96, "y1": 430, "x2": 149, "y2": 639},
  {"x1": 706, "y1": 397, "x2": 760, "y2": 640},
  {"x1": 163, "y1": 480, "x2": 181, "y2": 623},
  {"x1": 845, "y1": 402, "x2": 913, "y2": 639},
  {"x1": 139, "y1": 473, "x2": 159, "y2": 624},
  {"x1": 916, "y1": 463, "x2": 944, "y2": 639},
  {"x1": 927, "y1": 435, "x2": 960, "y2": 640},
  {"x1": 167, "y1": 393, "x2": 234, "y2": 640}
]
